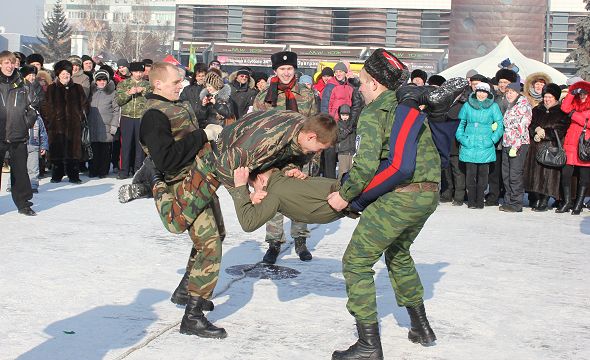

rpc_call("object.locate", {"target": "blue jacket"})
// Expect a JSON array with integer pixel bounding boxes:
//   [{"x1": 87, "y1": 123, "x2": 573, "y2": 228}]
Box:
[
  {"x1": 28, "y1": 116, "x2": 48, "y2": 150},
  {"x1": 456, "y1": 93, "x2": 504, "y2": 163}
]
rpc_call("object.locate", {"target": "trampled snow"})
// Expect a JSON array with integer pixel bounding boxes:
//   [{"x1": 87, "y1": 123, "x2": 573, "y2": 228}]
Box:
[{"x1": 1, "y1": 176, "x2": 588, "y2": 360}]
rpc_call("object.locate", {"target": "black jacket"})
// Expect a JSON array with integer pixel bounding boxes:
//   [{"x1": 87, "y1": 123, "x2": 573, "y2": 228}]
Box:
[
  {"x1": 179, "y1": 82, "x2": 205, "y2": 121},
  {"x1": 228, "y1": 72, "x2": 258, "y2": 119},
  {"x1": 196, "y1": 84, "x2": 238, "y2": 127},
  {"x1": 0, "y1": 71, "x2": 36, "y2": 142},
  {"x1": 423, "y1": 78, "x2": 469, "y2": 122}
]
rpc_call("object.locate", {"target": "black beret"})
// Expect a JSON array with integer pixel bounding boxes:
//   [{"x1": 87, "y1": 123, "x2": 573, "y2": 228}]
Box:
[
  {"x1": 271, "y1": 51, "x2": 297, "y2": 70},
  {"x1": 26, "y1": 53, "x2": 44, "y2": 66},
  {"x1": 129, "y1": 62, "x2": 145, "y2": 72},
  {"x1": 495, "y1": 68, "x2": 518, "y2": 83},
  {"x1": 364, "y1": 48, "x2": 409, "y2": 91}
]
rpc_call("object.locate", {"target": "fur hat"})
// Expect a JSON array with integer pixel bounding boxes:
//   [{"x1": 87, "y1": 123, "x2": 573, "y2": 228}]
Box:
[
  {"x1": 19, "y1": 64, "x2": 37, "y2": 79},
  {"x1": 321, "y1": 67, "x2": 334, "y2": 77},
  {"x1": 542, "y1": 83, "x2": 562, "y2": 101},
  {"x1": 334, "y1": 62, "x2": 348, "y2": 73},
  {"x1": 204, "y1": 70, "x2": 224, "y2": 90},
  {"x1": 364, "y1": 48, "x2": 409, "y2": 91},
  {"x1": 427, "y1": 75, "x2": 446, "y2": 87},
  {"x1": 411, "y1": 69, "x2": 428, "y2": 83},
  {"x1": 54, "y1": 60, "x2": 73, "y2": 76},
  {"x1": 469, "y1": 74, "x2": 489, "y2": 83},
  {"x1": 474, "y1": 82, "x2": 491, "y2": 94},
  {"x1": 142, "y1": 58, "x2": 153, "y2": 67},
  {"x1": 67, "y1": 55, "x2": 82, "y2": 67},
  {"x1": 129, "y1": 62, "x2": 145, "y2": 72},
  {"x1": 26, "y1": 53, "x2": 44, "y2": 66},
  {"x1": 506, "y1": 82, "x2": 521, "y2": 93},
  {"x1": 271, "y1": 51, "x2": 297, "y2": 70},
  {"x1": 236, "y1": 66, "x2": 252, "y2": 77},
  {"x1": 495, "y1": 68, "x2": 518, "y2": 83},
  {"x1": 116, "y1": 58, "x2": 129, "y2": 68},
  {"x1": 93, "y1": 69, "x2": 110, "y2": 82}
]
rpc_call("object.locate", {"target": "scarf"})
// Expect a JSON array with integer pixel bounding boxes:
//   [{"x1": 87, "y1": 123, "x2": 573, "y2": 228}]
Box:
[
  {"x1": 264, "y1": 76, "x2": 298, "y2": 112},
  {"x1": 528, "y1": 87, "x2": 542, "y2": 103}
]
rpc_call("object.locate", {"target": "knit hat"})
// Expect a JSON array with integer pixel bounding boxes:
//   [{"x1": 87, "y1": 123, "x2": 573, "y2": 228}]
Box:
[
  {"x1": 81, "y1": 55, "x2": 93, "y2": 64},
  {"x1": 338, "y1": 104, "x2": 351, "y2": 115},
  {"x1": 298, "y1": 74, "x2": 313, "y2": 85},
  {"x1": 495, "y1": 68, "x2": 518, "y2": 83},
  {"x1": 363, "y1": 48, "x2": 409, "y2": 91},
  {"x1": 26, "y1": 53, "x2": 44, "y2": 66},
  {"x1": 116, "y1": 58, "x2": 130, "y2": 68},
  {"x1": 99, "y1": 64, "x2": 115, "y2": 81},
  {"x1": 129, "y1": 62, "x2": 145, "y2": 72},
  {"x1": 474, "y1": 82, "x2": 491, "y2": 94},
  {"x1": 466, "y1": 69, "x2": 478, "y2": 78},
  {"x1": 67, "y1": 55, "x2": 83, "y2": 67},
  {"x1": 93, "y1": 69, "x2": 110, "y2": 82},
  {"x1": 506, "y1": 82, "x2": 521, "y2": 93},
  {"x1": 542, "y1": 83, "x2": 562, "y2": 101},
  {"x1": 19, "y1": 64, "x2": 37, "y2": 79},
  {"x1": 334, "y1": 62, "x2": 348, "y2": 73},
  {"x1": 411, "y1": 69, "x2": 428, "y2": 83},
  {"x1": 54, "y1": 60, "x2": 73, "y2": 76},
  {"x1": 271, "y1": 51, "x2": 297, "y2": 70},
  {"x1": 427, "y1": 75, "x2": 446, "y2": 87},
  {"x1": 204, "y1": 70, "x2": 224, "y2": 90},
  {"x1": 236, "y1": 66, "x2": 252, "y2": 77},
  {"x1": 321, "y1": 67, "x2": 334, "y2": 77}
]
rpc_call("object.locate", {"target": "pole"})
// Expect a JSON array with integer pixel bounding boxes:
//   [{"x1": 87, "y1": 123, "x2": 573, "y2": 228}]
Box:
[
  {"x1": 545, "y1": 0, "x2": 551, "y2": 64},
  {"x1": 136, "y1": 21, "x2": 140, "y2": 61}
]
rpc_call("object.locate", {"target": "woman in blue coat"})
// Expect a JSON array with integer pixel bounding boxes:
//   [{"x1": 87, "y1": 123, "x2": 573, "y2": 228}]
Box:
[{"x1": 456, "y1": 82, "x2": 504, "y2": 208}]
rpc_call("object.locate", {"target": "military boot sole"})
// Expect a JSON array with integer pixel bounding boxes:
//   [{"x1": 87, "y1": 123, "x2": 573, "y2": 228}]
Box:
[
  {"x1": 408, "y1": 330, "x2": 437, "y2": 345},
  {"x1": 179, "y1": 325, "x2": 227, "y2": 339}
]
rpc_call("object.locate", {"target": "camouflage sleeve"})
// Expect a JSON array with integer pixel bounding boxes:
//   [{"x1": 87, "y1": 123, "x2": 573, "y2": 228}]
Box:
[
  {"x1": 252, "y1": 90, "x2": 271, "y2": 111},
  {"x1": 339, "y1": 109, "x2": 384, "y2": 202},
  {"x1": 115, "y1": 80, "x2": 132, "y2": 106},
  {"x1": 228, "y1": 185, "x2": 281, "y2": 232}
]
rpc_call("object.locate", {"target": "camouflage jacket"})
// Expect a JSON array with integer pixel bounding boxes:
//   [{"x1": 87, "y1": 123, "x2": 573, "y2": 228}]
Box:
[
  {"x1": 253, "y1": 82, "x2": 318, "y2": 117},
  {"x1": 115, "y1": 78, "x2": 151, "y2": 118},
  {"x1": 214, "y1": 109, "x2": 313, "y2": 188},
  {"x1": 339, "y1": 90, "x2": 440, "y2": 202}
]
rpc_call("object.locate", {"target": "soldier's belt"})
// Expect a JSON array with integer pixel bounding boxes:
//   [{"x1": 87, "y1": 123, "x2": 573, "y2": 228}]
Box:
[{"x1": 393, "y1": 182, "x2": 439, "y2": 193}]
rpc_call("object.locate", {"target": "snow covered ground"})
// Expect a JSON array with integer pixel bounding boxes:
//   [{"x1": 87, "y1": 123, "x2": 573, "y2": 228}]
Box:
[{"x1": 1, "y1": 175, "x2": 589, "y2": 360}]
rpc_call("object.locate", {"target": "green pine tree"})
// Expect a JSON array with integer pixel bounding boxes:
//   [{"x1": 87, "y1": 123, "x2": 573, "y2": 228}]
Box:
[
  {"x1": 566, "y1": 0, "x2": 590, "y2": 79},
  {"x1": 34, "y1": 0, "x2": 72, "y2": 62}
]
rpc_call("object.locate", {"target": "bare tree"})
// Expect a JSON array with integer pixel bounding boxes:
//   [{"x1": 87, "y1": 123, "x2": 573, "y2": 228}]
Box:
[{"x1": 79, "y1": 0, "x2": 110, "y2": 56}]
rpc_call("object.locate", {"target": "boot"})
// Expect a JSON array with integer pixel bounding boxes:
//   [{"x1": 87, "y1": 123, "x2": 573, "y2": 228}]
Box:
[
  {"x1": 439, "y1": 167, "x2": 453, "y2": 203},
  {"x1": 571, "y1": 186, "x2": 587, "y2": 215},
  {"x1": 262, "y1": 242, "x2": 281, "y2": 264},
  {"x1": 118, "y1": 183, "x2": 150, "y2": 203},
  {"x1": 407, "y1": 304, "x2": 437, "y2": 345},
  {"x1": 294, "y1": 237, "x2": 312, "y2": 261},
  {"x1": 179, "y1": 296, "x2": 227, "y2": 338},
  {"x1": 171, "y1": 273, "x2": 215, "y2": 308},
  {"x1": 332, "y1": 321, "x2": 383, "y2": 360},
  {"x1": 533, "y1": 195, "x2": 549, "y2": 212},
  {"x1": 555, "y1": 186, "x2": 572, "y2": 213}
]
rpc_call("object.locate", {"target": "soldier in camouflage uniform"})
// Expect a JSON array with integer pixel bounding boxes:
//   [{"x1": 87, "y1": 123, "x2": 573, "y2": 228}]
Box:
[
  {"x1": 327, "y1": 50, "x2": 440, "y2": 360},
  {"x1": 252, "y1": 50, "x2": 319, "y2": 264},
  {"x1": 138, "y1": 62, "x2": 227, "y2": 339}
]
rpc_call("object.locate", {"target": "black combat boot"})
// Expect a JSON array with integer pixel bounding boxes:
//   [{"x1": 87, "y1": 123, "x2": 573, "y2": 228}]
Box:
[
  {"x1": 262, "y1": 242, "x2": 281, "y2": 264},
  {"x1": 170, "y1": 272, "x2": 215, "y2": 309},
  {"x1": 532, "y1": 195, "x2": 549, "y2": 212},
  {"x1": 294, "y1": 237, "x2": 312, "y2": 261},
  {"x1": 179, "y1": 296, "x2": 227, "y2": 338},
  {"x1": 555, "y1": 186, "x2": 572, "y2": 213},
  {"x1": 571, "y1": 186, "x2": 587, "y2": 215},
  {"x1": 439, "y1": 167, "x2": 453, "y2": 203},
  {"x1": 407, "y1": 303, "x2": 437, "y2": 345},
  {"x1": 332, "y1": 321, "x2": 383, "y2": 360}
]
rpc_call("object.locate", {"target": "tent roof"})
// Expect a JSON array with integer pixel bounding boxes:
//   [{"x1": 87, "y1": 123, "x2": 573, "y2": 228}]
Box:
[{"x1": 440, "y1": 36, "x2": 568, "y2": 85}]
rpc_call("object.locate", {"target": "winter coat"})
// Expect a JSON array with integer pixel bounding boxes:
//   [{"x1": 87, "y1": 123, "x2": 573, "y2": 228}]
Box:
[
  {"x1": 423, "y1": 78, "x2": 470, "y2": 122},
  {"x1": 456, "y1": 93, "x2": 504, "y2": 163},
  {"x1": 24, "y1": 79, "x2": 44, "y2": 112},
  {"x1": 196, "y1": 84, "x2": 237, "y2": 127},
  {"x1": 524, "y1": 72, "x2": 552, "y2": 108},
  {"x1": 28, "y1": 116, "x2": 48, "y2": 150},
  {"x1": 88, "y1": 81, "x2": 120, "y2": 142},
  {"x1": 336, "y1": 105, "x2": 356, "y2": 155},
  {"x1": 523, "y1": 103, "x2": 570, "y2": 199},
  {"x1": 72, "y1": 69, "x2": 90, "y2": 98},
  {"x1": 228, "y1": 72, "x2": 258, "y2": 120},
  {"x1": 179, "y1": 82, "x2": 206, "y2": 124},
  {"x1": 314, "y1": 80, "x2": 328, "y2": 100},
  {"x1": 41, "y1": 80, "x2": 88, "y2": 161},
  {"x1": 115, "y1": 78, "x2": 151, "y2": 118},
  {"x1": 502, "y1": 95, "x2": 532, "y2": 149},
  {"x1": 560, "y1": 81, "x2": 590, "y2": 167},
  {"x1": 0, "y1": 71, "x2": 37, "y2": 143},
  {"x1": 321, "y1": 77, "x2": 354, "y2": 121}
]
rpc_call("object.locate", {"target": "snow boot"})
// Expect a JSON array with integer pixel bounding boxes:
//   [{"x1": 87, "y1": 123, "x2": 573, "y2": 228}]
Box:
[
  {"x1": 262, "y1": 242, "x2": 281, "y2": 264},
  {"x1": 170, "y1": 272, "x2": 214, "y2": 309},
  {"x1": 571, "y1": 186, "x2": 587, "y2": 215},
  {"x1": 118, "y1": 183, "x2": 150, "y2": 203},
  {"x1": 407, "y1": 303, "x2": 437, "y2": 345},
  {"x1": 294, "y1": 237, "x2": 312, "y2": 261},
  {"x1": 332, "y1": 321, "x2": 383, "y2": 360},
  {"x1": 555, "y1": 185, "x2": 572, "y2": 213},
  {"x1": 179, "y1": 296, "x2": 226, "y2": 338}
]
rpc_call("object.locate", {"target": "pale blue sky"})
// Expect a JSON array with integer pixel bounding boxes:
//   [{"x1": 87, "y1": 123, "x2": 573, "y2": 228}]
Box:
[{"x1": 0, "y1": 0, "x2": 44, "y2": 36}]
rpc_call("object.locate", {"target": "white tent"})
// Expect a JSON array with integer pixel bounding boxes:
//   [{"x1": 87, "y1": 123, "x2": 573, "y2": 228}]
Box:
[{"x1": 440, "y1": 36, "x2": 568, "y2": 85}]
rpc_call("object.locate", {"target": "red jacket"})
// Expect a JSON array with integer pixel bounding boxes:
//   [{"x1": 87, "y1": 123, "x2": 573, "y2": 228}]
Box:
[
  {"x1": 320, "y1": 77, "x2": 353, "y2": 121},
  {"x1": 560, "y1": 81, "x2": 590, "y2": 167},
  {"x1": 314, "y1": 80, "x2": 328, "y2": 100}
]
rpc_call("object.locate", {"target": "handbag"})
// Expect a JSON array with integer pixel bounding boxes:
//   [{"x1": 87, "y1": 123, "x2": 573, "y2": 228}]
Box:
[
  {"x1": 81, "y1": 112, "x2": 93, "y2": 161},
  {"x1": 536, "y1": 129, "x2": 566, "y2": 167},
  {"x1": 579, "y1": 118, "x2": 590, "y2": 162}
]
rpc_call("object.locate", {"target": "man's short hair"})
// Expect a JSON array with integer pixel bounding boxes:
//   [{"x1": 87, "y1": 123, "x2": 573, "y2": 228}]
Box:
[
  {"x1": 0, "y1": 50, "x2": 17, "y2": 64},
  {"x1": 301, "y1": 113, "x2": 338, "y2": 145},
  {"x1": 194, "y1": 62, "x2": 208, "y2": 74},
  {"x1": 149, "y1": 62, "x2": 180, "y2": 86}
]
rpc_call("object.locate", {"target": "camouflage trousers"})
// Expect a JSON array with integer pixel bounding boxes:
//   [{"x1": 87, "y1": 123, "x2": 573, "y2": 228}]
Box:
[{"x1": 342, "y1": 190, "x2": 438, "y2": 324}]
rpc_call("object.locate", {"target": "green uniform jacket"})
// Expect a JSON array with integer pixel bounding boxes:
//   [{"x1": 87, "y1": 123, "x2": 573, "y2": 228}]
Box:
[
  {"x1": 253, "y1": 82, "x2": 318, "y2": 117},
  {"x1": 115, "y1": 78, "x2": 151, "y2": 118},
  {"x1": 339, "y1": 90, "x2": 440, "y2": 202},
  {"x1": 228, "y1": 171, "x2": 343, "y2": 232},
  {"x1": 214, "y1": 109, "x2": 313, "y2": 188}
]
